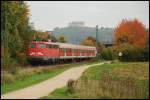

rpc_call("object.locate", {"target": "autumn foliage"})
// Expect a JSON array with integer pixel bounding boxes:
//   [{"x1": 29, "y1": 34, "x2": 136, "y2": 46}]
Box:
[
  {"x1": 33, "y1": 31, "x2": 49, "y2": 41},
  {"x1": 81, "y1": 36, "x2": 96, "y2": 47},
  {"x1": 58, "y1": 35, "x2": 67, "y2": 43},
  {"x1": 114, "y1": 19, "x2": 147, "y2": 48}
]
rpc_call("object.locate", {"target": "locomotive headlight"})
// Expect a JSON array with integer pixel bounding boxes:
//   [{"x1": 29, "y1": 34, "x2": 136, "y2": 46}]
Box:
[
  {"x1": 37, "y1": 52, "x2": 43, "y2": 56},
  {"x1": 29, "y1": 52, "x2": 43, "y2": 56},
  {"x1": 30, "y1": 52, "x2": 35, "y2": 55}
]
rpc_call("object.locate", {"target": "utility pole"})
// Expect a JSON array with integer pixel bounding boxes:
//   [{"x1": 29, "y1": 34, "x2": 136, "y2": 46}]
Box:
[
  {"x1": 19, "y1": 1, "x2": 24, "y2": 6},
  {"x1": 96, "y1": 25, "x2": 99, "y2": 57}
]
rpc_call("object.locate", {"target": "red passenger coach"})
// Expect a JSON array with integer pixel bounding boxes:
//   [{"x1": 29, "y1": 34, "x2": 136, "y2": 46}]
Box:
[{"x1": 27, "y1": 41, "x2": 97, "y2": 63}]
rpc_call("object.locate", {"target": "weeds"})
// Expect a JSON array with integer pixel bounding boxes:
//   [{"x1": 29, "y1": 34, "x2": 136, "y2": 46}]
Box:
[
  {"x1": 1, "y1": 72, "x2": 15, "y2": 85},
  {"x1": 67, "y1": 79, "x2": 76, "y2": 93},
  {"x1": 67, "y1": 71, "x2": 149, "y2": 99},
  {"x1": 1, "y1": 66, "x2": 52, "y2": 85}
]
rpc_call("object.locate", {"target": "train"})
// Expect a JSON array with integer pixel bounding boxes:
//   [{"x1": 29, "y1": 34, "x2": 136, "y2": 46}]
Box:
[{"x1": 27, "y1": 41, "x2": 97, "y2": 64}]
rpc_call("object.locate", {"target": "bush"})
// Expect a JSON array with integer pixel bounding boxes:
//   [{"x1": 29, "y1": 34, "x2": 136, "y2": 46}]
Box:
[
  {"x1": 140, "y1": 48, "x2": 149, "y2": 61},
  {"x1": 17, "y1": 52, "x2": 29, "y2": 66},
  {"x1": 67, "y1": 79, "x2": 76, "y2": 93},
  {"x1": 1, "y1": 72, "x2": 15, "y2": 85},
  {"x1": 100, "y1": 47, "x2": 116, "y2": 60},
  {"x1": 15, "y1": 69, "x2": 34, "y2": 81},
  {"x1": 118, "y1": 44, "x2": 149, "y2": 62}
]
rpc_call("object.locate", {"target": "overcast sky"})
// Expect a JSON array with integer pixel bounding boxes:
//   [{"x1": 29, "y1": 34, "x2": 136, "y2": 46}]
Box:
[{"x1": 25, "y1": 1, "x2": 149, "y2": 31}]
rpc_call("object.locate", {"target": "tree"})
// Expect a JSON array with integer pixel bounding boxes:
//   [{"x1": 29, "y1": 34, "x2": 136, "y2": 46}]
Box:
[
  {"x1": 1, "y1": 1, "x2": 34, "y2": 68},
  {"x1": 81, "y1": 36, "x2": 104, "y2": 56},
  {"x1": 114, "y1": 19, "x2": 147, "y2": 48},
  {"x1": 33, "y1": 31, "x2": 48, "y2": 41},
  {"x1": 58, "y1": 35, "x2": 67, "y2": 43},
  {"x1": 47, "y1": 34, "x2": 58, "y2": 42},
  {"x1": 101, "y1": 47, "x2": 116, "y2": 60},
  {"x1": 145, "y1": 29, "x2": 149, "y2": 51},
  {"x1": 80, "y1": 36, "x2": 96, "y2": 46}
]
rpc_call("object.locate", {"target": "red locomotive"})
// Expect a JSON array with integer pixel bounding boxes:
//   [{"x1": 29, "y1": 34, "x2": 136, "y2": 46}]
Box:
[{"x1": 27, "y1": 41, "x2": 97, "y2": 63}]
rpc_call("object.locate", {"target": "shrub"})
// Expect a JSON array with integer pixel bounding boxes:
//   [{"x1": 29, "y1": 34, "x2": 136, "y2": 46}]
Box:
[
  {"x1": 118, "y1": 44, "x2": 149, "y2": 62},
  {"x1": 100, "y1": 47, "x2": 116, "y2": 60},
  {"x1": 1, "y1": 56, "x2": 18, "y2": 70},
  {"x1": 1, "y1": 72, "x2": 15, "y2": 85},
  {"x1": 15, "y1": 69, "x2": 34, "y2": 80},
  {"x1": 17, "y1": 52, "x2": 29, "y2": 66},
  {"x1": 67, "y1": 79, "x2": 76, "y2": 93},
  {"x1": 140, "y1": 48, "x2": 149, "y2": 61}
]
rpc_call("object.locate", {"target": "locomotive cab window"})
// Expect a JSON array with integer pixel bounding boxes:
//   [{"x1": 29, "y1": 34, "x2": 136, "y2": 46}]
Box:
[
  {"x1": 38, "y1": 44, "x2": 46, "y2": 48},
  {"x1": 29, "y1": 43, "x2": 36, "y2": 48}
]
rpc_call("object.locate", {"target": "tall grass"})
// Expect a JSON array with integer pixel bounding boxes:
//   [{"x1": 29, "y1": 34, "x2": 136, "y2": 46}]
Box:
[
  {"x1": 42, "y1": 62, "x2": 149, "y2": 99},
  {"x1": 1, "y1": 61, "x2": 99, "y2": 94},
  {"x1": 67, "y1": 72, "x2": 149, "y2": 99},
  {"x1": 1, "y1": 61, "x2": 98, "y2": 85}
]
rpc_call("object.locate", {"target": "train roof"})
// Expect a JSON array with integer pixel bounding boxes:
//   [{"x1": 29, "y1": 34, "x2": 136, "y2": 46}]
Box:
[{"x1": 31, "y1": 41, "x2": 96, "y2": 50}]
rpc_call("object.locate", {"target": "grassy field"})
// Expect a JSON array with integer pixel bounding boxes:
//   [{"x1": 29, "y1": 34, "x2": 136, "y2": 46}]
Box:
[
  {"x1": 43, "y1": 62, "x2": 149, "y2": 99},
  {"x1": 1, "y1": 61, "x2": 98, "y2": 94}
]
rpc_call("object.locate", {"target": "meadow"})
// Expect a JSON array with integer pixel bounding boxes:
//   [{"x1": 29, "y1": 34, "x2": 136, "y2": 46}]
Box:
[
  {"x1": 1, "y1": 61, "x2": 98, "y2": 94},
  {"x1": 43, "y1": 62, "x2": 149, "y2": 99}
]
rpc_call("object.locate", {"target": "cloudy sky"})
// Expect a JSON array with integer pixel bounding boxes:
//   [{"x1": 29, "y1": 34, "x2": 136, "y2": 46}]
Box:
[{"x1": 25, "y1": 1, "x2": 149, "y2": 31}]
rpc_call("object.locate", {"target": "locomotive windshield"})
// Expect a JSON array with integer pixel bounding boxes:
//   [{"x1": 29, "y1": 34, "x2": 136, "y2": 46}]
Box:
[
  {"x1": 38, "y1": 44, "x2": 46, "y2": 48},
  {"x1": 29, "y1": 43, "x2": 46, "y2": 48},
  {"x1": 29, "y1": 43, "x2": 36, "y2": 48}
]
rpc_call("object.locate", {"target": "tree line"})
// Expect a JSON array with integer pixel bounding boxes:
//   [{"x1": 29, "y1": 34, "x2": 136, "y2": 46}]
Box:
[
  {"x1": 1, "y1": 1, "x2": 69, "y2": 69},
  {"x1": 1, "y1": 1, "x2": 35, "y2": 69}
]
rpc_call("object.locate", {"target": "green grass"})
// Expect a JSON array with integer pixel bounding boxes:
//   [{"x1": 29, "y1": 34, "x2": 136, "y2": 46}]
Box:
[
  {"x1": 1, "y1": 61, "x2": 99, "y2": 94},
  {"x1": 1, "y1": 67, "x2": 68, "y2": 94},
  {"x1": 41, "y1": 87, "x2": 72, "y2": 99},
  {"x1": 44, "y1": 62, "x2": 149, "y2": 99}
]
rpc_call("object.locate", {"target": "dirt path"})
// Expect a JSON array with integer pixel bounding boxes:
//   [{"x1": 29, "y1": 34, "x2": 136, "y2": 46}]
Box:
[{"x1": 1, "y1": 62, "x2": 107, "y2": 99}]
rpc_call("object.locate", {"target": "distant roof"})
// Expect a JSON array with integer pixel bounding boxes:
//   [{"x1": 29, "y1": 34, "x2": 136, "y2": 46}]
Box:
[{"x1": 68, "y1": 21, "x2": 85, "y2": 27}]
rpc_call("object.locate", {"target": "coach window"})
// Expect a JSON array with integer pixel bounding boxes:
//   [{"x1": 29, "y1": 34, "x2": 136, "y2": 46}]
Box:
[
  {"x1": 63, "y1": 48, "x2": 66, "y2": 53},
  {"x1": 68, "y1": 48, "x2": 70, "y2": 53},
  {"x1": 90, "y1": 50, "x2": 92, "y2": 54},
  {"x1": 82, "y1": 50, "x2": 84, "y2": 54},
  {"x1": 48, "y1": 44, "x2": 53, "y2": 48},
  {"x1": 66, "y1": 48, "x2": 68, "y2": 53},
  {"x1": 72, "y1": 49, "x2": 75, "y2": 53},
  {"x1": 74, "y1": 49, "x2": 77, "y2": 53},
  {"x1": 72, "y1": 49, "x2": 74, "y2": 53},
  {"x1": 48, "y1": 44, "x2": 58, "y2": 48},
  {"x1": 53, "y1": 45, "x2": 58, "y2": 48}
]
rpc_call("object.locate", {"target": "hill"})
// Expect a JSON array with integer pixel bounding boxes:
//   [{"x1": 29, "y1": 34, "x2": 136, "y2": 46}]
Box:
[{"x1": 52, "y1": 26, "x2": 114, "y2": 44}]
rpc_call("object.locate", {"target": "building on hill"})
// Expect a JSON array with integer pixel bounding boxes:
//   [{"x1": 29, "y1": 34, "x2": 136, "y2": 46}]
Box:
[
  {"x1": 46, "y1": 31, "x2": 53, "y2": 35},
  {"x1": 68, "y1": 21, "x2": 84, "y2": 27}
]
